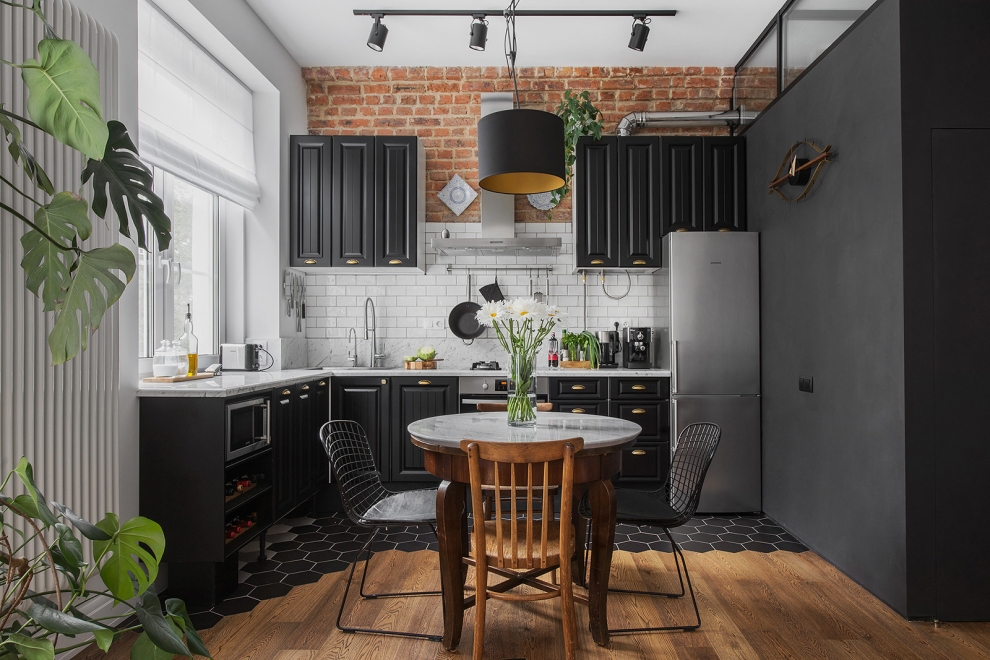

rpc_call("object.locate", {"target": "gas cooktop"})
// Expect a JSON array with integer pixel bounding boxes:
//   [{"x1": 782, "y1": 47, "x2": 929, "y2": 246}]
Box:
[{"x1": 470, "y1": 361, "x2": 501, "y2": 371}]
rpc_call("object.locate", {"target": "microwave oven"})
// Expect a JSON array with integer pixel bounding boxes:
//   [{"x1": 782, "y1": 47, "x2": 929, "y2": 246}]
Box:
[{"x1": 226, "y1": 396, "x2": 270, "y2": 462}]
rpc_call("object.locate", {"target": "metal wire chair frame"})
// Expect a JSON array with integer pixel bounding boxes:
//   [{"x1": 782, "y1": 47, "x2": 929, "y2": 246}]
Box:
[
  {"x1": 582, "y1": 422, "x2": 721, "y2": 635},
  {"x1": 320, "y1": 420, "x2": 442, "y2": 642}
]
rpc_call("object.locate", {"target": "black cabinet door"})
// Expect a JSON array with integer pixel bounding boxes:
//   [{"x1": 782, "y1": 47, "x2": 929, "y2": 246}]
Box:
[
  {"x1": 661, "y1": 137, "x2": 704, "y2": 234},
  {"x1": 311, "y1": 378, "x2": 330, "y2": 490},
  {"x1": 330, "y1": 377, "x2": 390, "y2": 478},
  {"x1": 391, "y1": 377, "x2": 457, "y2": 482},
  {"x1": 703, "y1": 137, "x2": 747, "y2": 232},
  {"x1": 575, "y1": 136, "x2": 618, "y2": 268},
  {"x1": 375, "y1": 136, "x2": 417, "y2": 267},
  {"x1": 272, "y1": 388, "x2": 295, "y2": 519},
  {"x1": 332, "y1": 136, "x2": 375, "y2": 267},
  {"x1": 289, "y1": 136, "x2": 333, "y2": 267},
  {"x1": 295, "y1": 383, "x2": 316, "y2": 498},
  {"x1": 618, "y1": 136, "x2": 661, "y2": 268}
]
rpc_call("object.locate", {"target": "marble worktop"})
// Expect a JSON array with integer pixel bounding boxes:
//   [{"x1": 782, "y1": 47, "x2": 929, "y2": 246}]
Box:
[
  {"x1": 136, "y1": 366, "x2": 671, "y2": 398},
  {"x1": 408, "y1": 412, "x2": 642, "y2": 455}
]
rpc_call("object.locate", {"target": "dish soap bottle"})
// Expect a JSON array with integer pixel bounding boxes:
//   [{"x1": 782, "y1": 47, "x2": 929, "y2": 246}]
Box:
[{"x1": 179, "y1": 304, "x2": 198, "y2": 376}]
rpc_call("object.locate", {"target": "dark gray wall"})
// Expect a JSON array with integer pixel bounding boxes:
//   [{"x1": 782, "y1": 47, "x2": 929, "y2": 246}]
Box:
[{"x1": 745, "y1": 0, "x2": 908, "y2": 614}]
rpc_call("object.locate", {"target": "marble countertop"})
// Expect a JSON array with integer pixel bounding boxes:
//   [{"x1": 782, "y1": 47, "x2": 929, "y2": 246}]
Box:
[
  {"x1": 136, "y1": 366, "x2": 671, "y2": 398},
  {"x1": 408, "y1": 412, "x2": 642, "y2": 455}
]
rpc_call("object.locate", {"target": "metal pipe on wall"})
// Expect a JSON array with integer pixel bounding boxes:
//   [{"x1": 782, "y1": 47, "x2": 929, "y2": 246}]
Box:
[{"x1": 615, "y1": 107, "x2": 759, "y2": 136}]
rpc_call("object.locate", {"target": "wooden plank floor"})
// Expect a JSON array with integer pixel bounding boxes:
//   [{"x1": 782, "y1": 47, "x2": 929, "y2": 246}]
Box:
[{"x1": 78, "y1": 549, "x2": 990, "y2": 659}]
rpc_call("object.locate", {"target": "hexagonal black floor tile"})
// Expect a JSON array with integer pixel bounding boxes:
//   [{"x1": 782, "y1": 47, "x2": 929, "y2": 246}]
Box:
[
  {"x1": 719, "y1": 533, "x2": 751, "y2": 544},
  {"x1": 616, "y1": 541, "x2": 651, "y2": 553},
  {"x1": 298, "y1": 541, "x2": 332, "y2": 552},
  {"x1": 241, "y1": 561, "x2": 275, "y2": 574},
  {"x1": 627, "y1": 532, "x2": 658, "y2": 543},
  {"x1": 283, "y1": 571, "x2": 322, "y2": 586},
  {"x1": 251, "y1": 583, "x2": 294, "y2": 600},
  {"x1": 307, "y1": 549, "x2": 341, "y2": 562},
  {"x1": 395, "y1": 540, "x2": 430, "y2": 552},
  {"x1": 266, "y1": 541, "x2": 299, "y2": 552},
  {"x1": 680, "y1": 540, "x2": 715, "y2": 552},
  {"x1": 711, "y1": 541, "x2": 745, "y2": 553},
  {"x1": 326, "y1": 531, "x2": 360, "y2": 543},
  {"x1": 312, "y1": 559, "x2": 351, "y2": 574},
  {"x1": 706, "y1": 518, "x2": 735, "y2": 527},
  {"x1": 695, "y1": 525, "x2": 728, "y2": 535},
  {"x1": 290, "y1": 524, "x2": 322, "y2": 534},
  {"x1": 271, "y1": 549, "x2": 307, "y2": 562},
  {"x1": 742, "y1": 541, "x2": 776, "y2": 553},
  {"x1": 647, "y1": 540, "x2": 673, "y2": 552},
  {"x1": 279, "y1": 559, "x2": 316, "y2": 574},
  {"x1": 245, "y1": 571, "x2": 287, "y2": 586},
  {"x1": 687, "y1": 533, "x2": 721, "y2": 544},
  {"x1": 189, "y1": 611, "x2": 223, "y2": 630},
  {"x1": 726, "y1": 525, "x2": 759, "y2": 535},
  {"x1": 294, "y1": 532, "x2": 328, "y2": 543},
  {"x1": 755, "y1": 525, "x2": 785, "y2": 535},
  {"x1": 728, "y1": 518, "x2": 759, "y2": 528},
  {"x1": 774, "y1": 541, "x2": 808, "y2": 553},
  {"x1": 213, "y1": 596, "x2": 258, "y2": 616},
  {"x1": 749, "y1": 533, "x2": 783, "y2": 544}
]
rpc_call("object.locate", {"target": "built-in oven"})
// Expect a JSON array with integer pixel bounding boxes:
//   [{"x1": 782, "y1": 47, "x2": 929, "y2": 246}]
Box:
[
  {"x1": 458, "y1": 376, "x2": 549, "y2": 413},
  {"x1": 226, "y1": 396, "x2": 271, "y2": 462}
]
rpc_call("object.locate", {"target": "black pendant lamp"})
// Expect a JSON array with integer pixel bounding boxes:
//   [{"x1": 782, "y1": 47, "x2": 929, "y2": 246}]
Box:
[
  {"x1": 476, "y1": 0, "x2": 565, "y2": 195},
  {"x1": 478, "y1": 108, "x2": 565, "y2": 194}
]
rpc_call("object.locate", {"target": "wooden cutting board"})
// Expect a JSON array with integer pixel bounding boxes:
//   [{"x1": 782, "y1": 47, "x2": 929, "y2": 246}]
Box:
[{"x1": 142, "y1": 372, "x2": 216, "y2": 383}]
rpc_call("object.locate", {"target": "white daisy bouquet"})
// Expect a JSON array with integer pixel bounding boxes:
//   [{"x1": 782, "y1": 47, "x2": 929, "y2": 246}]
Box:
[{"x1": 476, "y1": 298, "x2": 566, "y2": 426}]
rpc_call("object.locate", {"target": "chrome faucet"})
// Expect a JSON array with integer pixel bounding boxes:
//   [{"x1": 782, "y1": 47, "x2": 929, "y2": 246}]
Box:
[
  {"x1": 364, "y1": 297, "x2": 385, "y2": 368},
  {"x1": 346, "y1": 328, "x2": 358, "y2": 367}
]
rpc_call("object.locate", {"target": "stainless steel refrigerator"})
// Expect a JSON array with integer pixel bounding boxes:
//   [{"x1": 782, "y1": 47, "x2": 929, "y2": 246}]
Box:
[{"x1": 665, "y1": 232, "x2": 761, "y2": 513}]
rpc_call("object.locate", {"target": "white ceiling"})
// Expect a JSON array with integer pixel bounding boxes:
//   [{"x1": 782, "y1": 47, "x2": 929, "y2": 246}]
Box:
[{"x1": 245, "y1": 1, "x2": 784, "y2": 68}]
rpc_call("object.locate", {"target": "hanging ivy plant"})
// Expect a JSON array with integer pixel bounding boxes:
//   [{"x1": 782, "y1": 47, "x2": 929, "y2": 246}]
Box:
[{"x1": 551, "y1": 90, "x2": 605, "y2": 207}]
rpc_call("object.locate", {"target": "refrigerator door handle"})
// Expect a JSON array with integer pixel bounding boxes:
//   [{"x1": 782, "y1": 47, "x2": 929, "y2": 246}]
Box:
[
  {"x1": 671, "y1": 398, "x2": 678, "y2": 452},
  {"x1": 671, "y1": 340, "x2": 678, "y2": 394}
]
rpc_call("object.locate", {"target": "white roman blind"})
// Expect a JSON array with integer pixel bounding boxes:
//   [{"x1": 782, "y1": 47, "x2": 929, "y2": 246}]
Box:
[{"x1": 138, "y1": 0, "x2": 260, "y2": 208}]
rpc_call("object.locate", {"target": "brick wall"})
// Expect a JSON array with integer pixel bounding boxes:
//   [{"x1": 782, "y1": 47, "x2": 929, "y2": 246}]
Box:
[{"x1": 303, "y1": 65, "x2": 736, "y2": 224}]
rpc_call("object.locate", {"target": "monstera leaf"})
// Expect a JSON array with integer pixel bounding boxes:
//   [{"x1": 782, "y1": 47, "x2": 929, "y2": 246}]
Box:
[
  {"x1": 20, "y1": 38, "x2": 108, "y2": 161},
  {"x1": 47, "y1": 244, "x2": 135, "y2": 365},
  {"x1": 83, "y1": 120, "x2": 171, "y2": 252},
  {"x1": 92, "y1": 514, "x2": 166, "y2": 602},
  {"x1": 20, "y1": 192, "x2": 91, "y2": 311},
  {"x1": 0, "y1": 104, "x2": 54, "y2": 194}
]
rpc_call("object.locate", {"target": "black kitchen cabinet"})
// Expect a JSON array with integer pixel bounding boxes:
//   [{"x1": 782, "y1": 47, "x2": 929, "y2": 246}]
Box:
[
  {"x1": 618, "y1": 136, "x2": 662, "y2": 268},
  {"x1": 391, "y1": 376, "x2": 457, "y2": 482},
  {"x1": 704, "y1": 137, "x2": 747, "y2": 232},
  {"x1": 289, "y1": 135, "x2": 333, "y2": 267},
  {"x1": 311, "y1": 378, "x2": 330, "y2": 488},
  {"x1": 330, "y1": 376, "x2": 391, "y2": 477},
  {"x1": 332, "y1": 136, "x2": 375, "y2": 267},
  {"x1": 273, "y1": 379, "x2": 331, "y2": 519},
  {"x1": 575, "y1": 136, "x2": 619, "y2": 268},
  {"x1": 375, "y1": 136, "x2": 418, "y2": 267},
  {"x1": 661, "y1": 137, "x2": 704, "y2": 234},
  {"x1": 272, "y1": 387, "x2": 296, "y2": 518}
]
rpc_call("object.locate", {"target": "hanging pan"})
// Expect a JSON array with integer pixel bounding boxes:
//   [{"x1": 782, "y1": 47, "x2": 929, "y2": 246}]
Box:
[{"x1": 449, "y1": 274, "x2": 485, "y2": 344}]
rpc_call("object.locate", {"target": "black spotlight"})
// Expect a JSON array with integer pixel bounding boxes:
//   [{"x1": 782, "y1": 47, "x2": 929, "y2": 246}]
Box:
[
  {"x1": 628, "y1": 17, "x2": 650, "y2": 51},
  {"x1": 469, "y1": 16, "x2": 488, "y2": 51},
  {"x1": 367, "y1": 15, "x2": 388, "y2": 52}
]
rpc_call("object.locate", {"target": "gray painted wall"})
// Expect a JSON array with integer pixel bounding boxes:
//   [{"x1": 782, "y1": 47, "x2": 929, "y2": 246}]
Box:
[{"x1": 745, "y1": 0, "x2": 908, "y2": 613}]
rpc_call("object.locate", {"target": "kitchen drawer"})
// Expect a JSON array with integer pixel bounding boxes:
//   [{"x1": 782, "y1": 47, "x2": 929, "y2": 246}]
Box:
[
  {"x1": 556, "y1": 401, "x2": 609, "y2": 416},
  {"x1": 610, "y1": 377, "x2": 669, "y2": 400},
  {"x1": 550, "y1": 377, "x2": 608, "y2": 400},
  {"x1": 610, "y1": 401, "x2": 666, "y2": 442},
  {"x1": 617, "y1": 443, "x2": 670, "y2": 483}
]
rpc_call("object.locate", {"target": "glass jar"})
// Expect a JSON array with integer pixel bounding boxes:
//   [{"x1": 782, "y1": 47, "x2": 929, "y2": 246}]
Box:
[
  {"x1": 171, "y1": 340, "x2": 188, "y2": 377},
  {"x1": 152, "y1": 340, "x2": 174, "y2": 377}
]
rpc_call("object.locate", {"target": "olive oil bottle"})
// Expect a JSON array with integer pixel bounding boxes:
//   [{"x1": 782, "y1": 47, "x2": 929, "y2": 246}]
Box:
[{"x1": 180, "y1": 304, "x2": 199, "y2": 376}]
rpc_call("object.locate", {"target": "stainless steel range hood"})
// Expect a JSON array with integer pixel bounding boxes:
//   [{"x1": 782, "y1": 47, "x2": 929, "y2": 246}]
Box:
[{"x1": 431, "y1": 93, "x2": 562, "y2": 258}]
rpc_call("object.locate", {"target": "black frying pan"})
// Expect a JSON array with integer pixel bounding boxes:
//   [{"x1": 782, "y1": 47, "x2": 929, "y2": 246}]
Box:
[{"x1": 449, "y1": 301, "x2": 485, "y2": 340}]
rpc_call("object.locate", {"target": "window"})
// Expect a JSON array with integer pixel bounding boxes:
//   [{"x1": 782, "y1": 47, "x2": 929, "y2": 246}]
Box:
[{"x1": 138, "y1": 171, "x2": 222, "y2": 358}]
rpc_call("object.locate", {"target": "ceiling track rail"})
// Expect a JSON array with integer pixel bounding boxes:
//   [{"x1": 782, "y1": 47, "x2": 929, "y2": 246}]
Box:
[{"x1": 353, "y1": 9, "x2": 677, "y2": 19}]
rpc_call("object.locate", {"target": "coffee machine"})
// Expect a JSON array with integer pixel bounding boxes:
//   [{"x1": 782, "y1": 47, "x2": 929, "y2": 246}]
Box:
[
  {"x1": 622, "y1": 327, "x2": 654, "y2": 369},
  {"x1": 596, "y1": 323, "x2": 622, "y2": 368}
]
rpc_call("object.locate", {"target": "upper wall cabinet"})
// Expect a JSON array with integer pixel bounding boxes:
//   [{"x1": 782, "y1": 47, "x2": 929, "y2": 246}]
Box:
[
  {"x1": 704, "y1": 137, "x2": 747, "y2": 232},
  {"x1": 289, "y1": 135, "x2": 424, "y2": 271},
  {"x1": 618, "y1": 136, "x2": 662, "y2": 268},
  {"x1": 661, "y1": 137, "x2": 704, "y2": 234},
  {"x1": 289, "y1": 136, "x2": 332, "y2": 267},
  {"x1": 574, "y1": 136, "x2": 619, "y2": 268},
  {"x1": 662, "y1": 136, "x2": 748, "y2": 234}
]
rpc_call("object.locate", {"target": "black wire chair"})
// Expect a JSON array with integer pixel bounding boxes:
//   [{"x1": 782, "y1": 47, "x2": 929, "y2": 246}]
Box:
[
  {"x1": 320, "y1": 420, "x2": 442, "y2": 642},
  {"x1": 584, "y1": 422, "x2": 721, "y2": 634}
]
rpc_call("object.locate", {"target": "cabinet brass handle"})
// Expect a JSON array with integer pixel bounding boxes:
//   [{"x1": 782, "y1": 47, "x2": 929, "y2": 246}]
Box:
[
  {"x1": 304, "y1": 259, "x2": 316, "y2": 265},
  {"x1": 418, "y1": 379, "x2": 432, "y2": 385},
  {"x1": 319, "y1": 381, "x2": 327, "y2": 387},
  {"x1": 632, "y1": 449, "x2": 647, "y2": 456},
  {"x1": 591, "y1": 259, "x2": 604, "y2": 265},
  {"x1": 381, "y1": 379, "x2": 387, "y2": 384},
  {"x1": 346, "y1": 259, "x2": 359, "y2": 265},
  {"x1": 388, "y1": 259, "x2": 402, "y2": 265},
  {"x1": 282, "y1": 389, "x2": 291, "y2": 396},
  {"x1": 301, "y1": 384, "x2": 310, "y2": 391},
  {"x1": 632, "y1": 384, "x2": 646, "y2": 390},
  {"x1": 571, "y1": 384, "x2": 586, "y2": 391},
  {"x1": 633, "y1": 259, "x2": 646, "y2": 265},
  {"x1": 632, "y1": 408, "x2": 646, "y2": 414},
  {"x1": 571, "y1": 408, "x2": 586, "y2": 414}
]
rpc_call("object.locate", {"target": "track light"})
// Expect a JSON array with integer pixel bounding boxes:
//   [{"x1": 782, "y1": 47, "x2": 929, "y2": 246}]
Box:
[
  {"x1": 469, "y1": 15, "x2": 488, "y2": 51},
  {"x1": 367, "y1": 14, "x2": 388, "y2": 51},
  {"x1": 628, "y1": 16, "x2": 650, "y2": 51}
]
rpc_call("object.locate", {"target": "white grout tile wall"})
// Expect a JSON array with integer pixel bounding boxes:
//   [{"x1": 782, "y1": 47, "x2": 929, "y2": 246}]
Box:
[{"x1": 299, "y1": 222, "x2": 669, "y2": 368}]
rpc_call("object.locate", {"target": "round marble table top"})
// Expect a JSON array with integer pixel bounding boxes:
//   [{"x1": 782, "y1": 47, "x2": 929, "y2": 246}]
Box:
[{"x1": 408, "y1": 412, "x2": 642, "y2": 456}]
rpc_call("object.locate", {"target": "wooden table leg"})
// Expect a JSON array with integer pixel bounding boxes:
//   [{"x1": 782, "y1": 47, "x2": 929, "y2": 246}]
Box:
[
  {"x1": 587, "y1": 478, "x2": 616, "y2": 647},
  {"x1": 436, "y1": 479, "x2": 467, "y2": 651},
  {"x1": 571, "y1": 486, "x2": 588, "y2": 588}
]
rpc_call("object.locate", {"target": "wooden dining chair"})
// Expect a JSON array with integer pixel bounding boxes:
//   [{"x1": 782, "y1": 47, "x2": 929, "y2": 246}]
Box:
[
  {"x1": 460, "y1": 437, "x2": 584, "y2": 660},
  {"x1": 475, "y1": 401, "x2": 554, "y2": 412}
]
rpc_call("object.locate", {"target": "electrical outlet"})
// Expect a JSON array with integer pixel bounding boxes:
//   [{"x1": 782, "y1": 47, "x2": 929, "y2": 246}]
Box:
[
  {"x1": 433, "y1": 318, "x2": 445, "y2": 329},
  {"x1": 799, "y1": 376, "x2": 814, "y2": 393},
  {"x1": 246, "y1": 338, "x2": 268, "y2": 351},
  {"x1": 609, "y1": 319, "x2": 631, "y2": 331},
  {"x1": 420, "y1": 319, "x2": 445, "y2": 329}
]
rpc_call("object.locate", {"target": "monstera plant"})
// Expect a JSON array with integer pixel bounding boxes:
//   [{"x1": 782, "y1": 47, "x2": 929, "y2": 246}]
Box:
[
  {"x1": 1, "y1": 0, "x2": 171, "y2": 365},
  {"x1": 0, "y1": 458, "x2": 209, "y2": 659}
]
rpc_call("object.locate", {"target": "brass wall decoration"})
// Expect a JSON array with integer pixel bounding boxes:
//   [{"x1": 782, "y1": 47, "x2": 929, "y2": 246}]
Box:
[{"x1": 769, "y1": 140, "x2": 836, "y2": 202}]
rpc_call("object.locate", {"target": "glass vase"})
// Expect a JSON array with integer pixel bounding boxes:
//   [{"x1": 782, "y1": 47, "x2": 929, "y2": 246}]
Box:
[{"x1": 507, "y1": 351, "x2": 538, "y2": 427}]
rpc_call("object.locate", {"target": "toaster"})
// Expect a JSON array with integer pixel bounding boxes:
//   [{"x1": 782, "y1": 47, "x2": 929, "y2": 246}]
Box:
[{"x1": 221, "y1": 343, "x2": 262, "y2": 371}]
